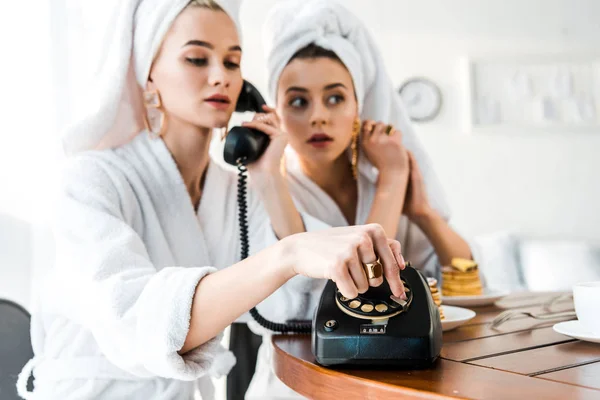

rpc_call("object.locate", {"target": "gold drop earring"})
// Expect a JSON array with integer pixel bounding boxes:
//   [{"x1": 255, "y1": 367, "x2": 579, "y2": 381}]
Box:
[
  {"x1": 143, "y1": 89, "x2": 166, "y2": 138},
  {"x1": 351, "y1": 117, "x2": 361, "y2": 180}
]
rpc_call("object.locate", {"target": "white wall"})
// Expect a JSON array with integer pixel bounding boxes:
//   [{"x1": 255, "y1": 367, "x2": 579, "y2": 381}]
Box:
[
  {"x1": 0, "y1": 214, "x2": 32, "y2": 307},
  {"x1": 239, "y1": 0, "x2": 600, "y2": 243},
  {"x1": 0, "y1": 0, "x2": 54, "y2": 308}
]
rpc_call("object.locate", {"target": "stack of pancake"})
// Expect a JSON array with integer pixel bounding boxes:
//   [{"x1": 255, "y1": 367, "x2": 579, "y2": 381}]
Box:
[
  {"x1": 427, "y1": 277, "x2": 444, "y2": 320},
  {"x1": 441, "y1": 258, "x2": 483, "y2": 296}
]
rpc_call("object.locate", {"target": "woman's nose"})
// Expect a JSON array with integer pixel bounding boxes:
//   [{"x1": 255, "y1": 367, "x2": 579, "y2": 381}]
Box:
[
  {"x1": 310, "y1": 102, "x2": 329, "y2": 126},
  {"x1": 208, "y1": 65, "x2": 230, "y2": 88}
]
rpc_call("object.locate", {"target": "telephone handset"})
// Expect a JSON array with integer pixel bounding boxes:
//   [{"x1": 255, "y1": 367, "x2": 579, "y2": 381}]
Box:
[
  {"x1": 223, "y1": 80, "x2": 270, "y2": 166},
  {"x1": 226, "y1": 81, "x2": 442, "y2": 367}
]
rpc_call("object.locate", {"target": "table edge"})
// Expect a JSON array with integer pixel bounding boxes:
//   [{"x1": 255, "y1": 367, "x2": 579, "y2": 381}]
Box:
[{"x1": 271, "y1": 336, "x2": 459, "y2": 400}]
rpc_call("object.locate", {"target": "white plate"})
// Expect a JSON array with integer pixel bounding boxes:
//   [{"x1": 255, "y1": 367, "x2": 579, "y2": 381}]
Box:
[
  {"x1": 441, "y1": 289, "x2": 510, "y2": 307},
  {"x1": 440, "y1": 305, "x2": 476, "y2": 332},
  {"x1": 553, "y1": 320, "x2": 600, "y2": 344}
]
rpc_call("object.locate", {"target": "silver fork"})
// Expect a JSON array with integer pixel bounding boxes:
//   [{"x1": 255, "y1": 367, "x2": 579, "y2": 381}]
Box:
[
  {"x1": 542, "y1": 293, "x2": 573, "y2": 312},
  {"x1": 491, "y1": 309, "x2": 577, "y2": 329}
]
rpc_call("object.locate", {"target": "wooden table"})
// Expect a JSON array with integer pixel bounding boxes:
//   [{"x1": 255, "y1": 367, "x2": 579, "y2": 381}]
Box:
[{"x1": 271, "y1": 292, "x2": 600, "y2": 399}]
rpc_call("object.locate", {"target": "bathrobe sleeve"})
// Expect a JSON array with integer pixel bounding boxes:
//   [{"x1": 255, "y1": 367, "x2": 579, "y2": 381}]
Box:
[{"x1": 52, "y1": 155, "x2": 229, "y2": 381}]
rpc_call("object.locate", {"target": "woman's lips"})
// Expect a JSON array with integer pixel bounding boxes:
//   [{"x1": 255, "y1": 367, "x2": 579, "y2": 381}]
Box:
[
  {"x1": 205, "y1": 94, "x2": 231, "y2": 110},
  {"x1": 307, "y1": 133, "x2": 334, "y2": 148}
]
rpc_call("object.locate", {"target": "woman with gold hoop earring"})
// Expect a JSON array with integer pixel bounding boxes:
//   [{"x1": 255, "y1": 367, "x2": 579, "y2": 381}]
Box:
[
  {"x1": 19, "y1": 1, "x2": 409, "y2": 399},
  {"x1": 252, "y1": 3, "x2": 475, "y2": 398}
]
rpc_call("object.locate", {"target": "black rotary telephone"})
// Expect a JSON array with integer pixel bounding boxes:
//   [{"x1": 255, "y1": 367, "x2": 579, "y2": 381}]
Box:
[
  {"x1": 312, "y1": 266, "x2": 442, "y2": 367},
  {"x1": 224, "y1": 81, "x2": 442, "y2": 368}
]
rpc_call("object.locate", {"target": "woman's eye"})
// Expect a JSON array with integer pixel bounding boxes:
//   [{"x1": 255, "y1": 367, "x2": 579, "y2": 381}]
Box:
[
  {"x1": 327, "y1": 94, "x2": 344, "y2": 105},
  {"x1": 186, "y1": 58, "x2": 208, "y2": 67},
  {"x1": 289, "y1": 97, "x2": 307, "y2": 108},
  {"x1": 224, "y1": 61, "x2": 240, "y2": 70}
]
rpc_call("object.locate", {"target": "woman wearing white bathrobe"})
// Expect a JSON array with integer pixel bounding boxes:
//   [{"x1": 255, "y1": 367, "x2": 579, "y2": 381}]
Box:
[
  {"x1": 16, "y1": 1, "x2": 408, "y2": 399},
  {"x1": 244, "y1": 2, "x2": 474, "y2": 398}
]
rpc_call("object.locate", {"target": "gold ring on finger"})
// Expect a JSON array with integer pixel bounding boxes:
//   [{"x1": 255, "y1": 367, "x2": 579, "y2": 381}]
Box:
[
  {"x1": 363, "y1": 258, "x2": 383, "y2": 279},
  {"x1": 385, "y1": 124, "x2": 394, "y2": 136},
  {"x1": 256, "y1": 115, "x2": 270, "y2": 122}
]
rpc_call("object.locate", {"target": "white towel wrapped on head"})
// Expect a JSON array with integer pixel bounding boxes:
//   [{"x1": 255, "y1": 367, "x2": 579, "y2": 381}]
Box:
[
  {"x1": 59, "y1": 0, "x2": 242, "y2": 157},
  {"x1": 263, "y1": 0, "x2": 450, "y2": 216}
]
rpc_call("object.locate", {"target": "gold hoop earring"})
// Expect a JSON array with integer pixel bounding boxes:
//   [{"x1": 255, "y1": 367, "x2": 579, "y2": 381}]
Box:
[
  {"x1": 143, "y1": 89, "x2": 166, "y2": 138},
  {"x1": 351, "y1": 117, "x2": 361, "y2": 180}
]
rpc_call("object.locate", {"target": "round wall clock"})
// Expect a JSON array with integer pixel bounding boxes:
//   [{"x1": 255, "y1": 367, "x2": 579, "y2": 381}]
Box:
[{"x1": 398, "y1": 78, "x2": 442, "y2": 122}]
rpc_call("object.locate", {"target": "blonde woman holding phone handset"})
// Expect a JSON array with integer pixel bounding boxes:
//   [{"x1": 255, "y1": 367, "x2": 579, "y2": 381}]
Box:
[{"x1": 17, "y1": 1, "x2": 407, "y2": 399}]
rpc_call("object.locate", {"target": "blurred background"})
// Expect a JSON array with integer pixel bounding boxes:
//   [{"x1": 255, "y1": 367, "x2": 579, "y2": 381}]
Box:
[
  {"x1": 1, "y1": 1, "x2": 598, "y2": 399},
  {"x1": 1, "y1": 0, "x2": 599, "y2": 316}
]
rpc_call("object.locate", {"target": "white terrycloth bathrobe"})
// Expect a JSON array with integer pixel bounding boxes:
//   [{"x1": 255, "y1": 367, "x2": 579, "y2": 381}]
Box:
[
  {"x1": 18, "y1": 133, "x2": 327, "y2": 400},
  {"x1": 17, "y1": 0, "x2": 329, "y2": 399}
]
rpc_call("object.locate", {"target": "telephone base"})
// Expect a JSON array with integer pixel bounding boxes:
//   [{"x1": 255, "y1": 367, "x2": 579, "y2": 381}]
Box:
[{"x1": 312, "y1": 266, "x2": 442, "y2": 367}]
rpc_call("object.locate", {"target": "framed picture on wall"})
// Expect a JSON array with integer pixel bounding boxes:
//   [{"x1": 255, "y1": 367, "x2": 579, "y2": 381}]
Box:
[{"x1": 461, "y1": 55, "x2": 600, "y2": 134}]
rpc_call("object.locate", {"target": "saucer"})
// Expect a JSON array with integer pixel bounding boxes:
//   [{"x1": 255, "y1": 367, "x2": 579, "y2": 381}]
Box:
[
  {"x1": 553, "y1": 320, "x2": 600, "y2": 344},
  {"x1": 441, "y1": 305, "x2": 476, "y2": 332}
]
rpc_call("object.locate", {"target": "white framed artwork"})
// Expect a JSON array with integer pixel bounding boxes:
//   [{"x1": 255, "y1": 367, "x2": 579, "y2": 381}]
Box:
[{"x1": 461, "y1": 55, "x2": 600, "y2": 134}]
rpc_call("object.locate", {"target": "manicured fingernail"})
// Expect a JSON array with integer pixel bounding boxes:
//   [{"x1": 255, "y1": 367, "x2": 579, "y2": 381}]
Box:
[
  {"x1": 401, "y1": 292, "x2": 408, "y2": 300},
  {"x1": 400, "y1": 254, "x2": 406, "y2": 268}
]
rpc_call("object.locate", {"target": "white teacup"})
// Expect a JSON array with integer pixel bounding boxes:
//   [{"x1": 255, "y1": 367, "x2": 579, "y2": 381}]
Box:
[{"x1": 573, "y1": 281, "x2": 600, "y2": 336}]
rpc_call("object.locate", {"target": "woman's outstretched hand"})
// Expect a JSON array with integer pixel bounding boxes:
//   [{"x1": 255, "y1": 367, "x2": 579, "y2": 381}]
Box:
[
  {"x1": 184, "y1": 224, "x2": 407, "y2": 352},
  {"x1": 278, "y1": 224, "x2": 407, "y2": 300}
]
